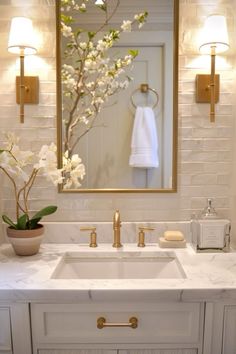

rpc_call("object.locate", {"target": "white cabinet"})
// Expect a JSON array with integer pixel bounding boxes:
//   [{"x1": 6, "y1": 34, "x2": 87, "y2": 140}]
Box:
[
  {"x1": 204, "y1": 302, "x2": 236, "y2": 354},
  {"x1": 31, "y1": 302, "x2": 204, "y2": 354},
  {"x1": 0, "y1": 308, "x2": 12, "y2": 354},
  {"x1": 222, "y1": 305, "x2": 236, "y2": 354},
  {"x1": 0, "y1": 303, "x2": 32, "y2": 354}
]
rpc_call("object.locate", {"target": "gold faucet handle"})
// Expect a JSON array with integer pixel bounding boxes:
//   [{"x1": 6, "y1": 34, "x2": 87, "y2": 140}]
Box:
[
  {"x1": 80, "y1": 227, "x2": 97, "y2": 247},
  {"x1": 138, "y1": 227, "x2": 155, "y2": 247}
]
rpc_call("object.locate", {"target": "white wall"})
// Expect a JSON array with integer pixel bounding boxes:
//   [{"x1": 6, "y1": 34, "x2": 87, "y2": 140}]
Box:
[{"x1": 0, "y1": 0, "x2": 235, "y2": 243}]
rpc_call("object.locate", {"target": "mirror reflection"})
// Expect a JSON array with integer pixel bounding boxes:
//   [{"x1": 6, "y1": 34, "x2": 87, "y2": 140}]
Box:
[{"x1": 56, "y1": 0, "x2": 178, "y2": 192}]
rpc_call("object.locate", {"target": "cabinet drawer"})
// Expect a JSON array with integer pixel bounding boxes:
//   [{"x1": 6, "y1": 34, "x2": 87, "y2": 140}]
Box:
[
  {"x1": 0, "y1": 308, "x2": 12, "y2": 351},
  {"x1": 31, "y1": 302, "x2": 202, "y2": 345}
]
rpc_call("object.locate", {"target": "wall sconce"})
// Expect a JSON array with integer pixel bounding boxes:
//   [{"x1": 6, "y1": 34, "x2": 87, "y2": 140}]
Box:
[
  {"x1": 196, "y1": 15, "x2": 229, "y2": 123},
  {"x1": 8, "y1": 17, "x2": 39, "y2": 124}
]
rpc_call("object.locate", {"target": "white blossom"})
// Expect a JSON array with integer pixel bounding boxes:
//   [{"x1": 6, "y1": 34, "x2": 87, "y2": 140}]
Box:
[
  {"x1": 63, "y1": 76, "x2": 76, "y2": 91},
  {"x1": 35, "y1": 143, "x2": 57, "y2": 173},
  {"x1": 61, "y1": 23, "x2": 73, "y2": 38},
  {"x1": 0, "y1": 134, "x2": 71, "y2": 224},
  {"x1": 63, "y1": 152, "x2": 86, "y2": 189},
  {"x1": 121, "y1": 20, "x2": 132, "y2": 32},
  {"x1": 62, "y1": 64, "x2": 75, "y2": 75},
  {"x1": 96, "y1": 40, "x2": 107, "y2": 52},
  {"x1": 86, "y1": 81, "x2": 94, "y2": 88},
  {"x1": 80, "y1": 42, "x2": 87, "y2": 50},
  {"x1": 0, "y1": 135, "x2": 34, "y2": 182},
  {"x1": 60, "y1": 2, "x2": 148, "y2": 184},
  {"x1": 80, "y1": 116, "x2": 89, "y2": 124},
  {"x1": 119, "y1": 80, "x2": 129, "y2": 89},
  {"x1": 4, "y1": 132, "x2": 19, "y2": 149}
]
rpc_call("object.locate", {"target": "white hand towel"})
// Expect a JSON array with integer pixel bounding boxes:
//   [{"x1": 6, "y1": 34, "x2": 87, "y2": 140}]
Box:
[{"x1": 129, "y1": 106, "x2": 159, "y2": 168}]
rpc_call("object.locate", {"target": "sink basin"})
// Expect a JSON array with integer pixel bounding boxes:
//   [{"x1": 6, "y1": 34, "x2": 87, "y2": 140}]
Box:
[{"x1": 51, "y1": 251, "x2": 186, "y2": 279}]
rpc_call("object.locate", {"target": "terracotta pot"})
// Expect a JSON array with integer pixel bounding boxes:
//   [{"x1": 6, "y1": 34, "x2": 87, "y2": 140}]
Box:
[{"x1": 6, "y1": 224, "x2": 44, "y2": 256}]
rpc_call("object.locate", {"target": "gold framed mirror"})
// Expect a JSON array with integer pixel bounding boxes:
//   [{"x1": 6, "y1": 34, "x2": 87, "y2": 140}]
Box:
[{"x1": 56, "y1": 0, "x2": 178, "y2": 193}]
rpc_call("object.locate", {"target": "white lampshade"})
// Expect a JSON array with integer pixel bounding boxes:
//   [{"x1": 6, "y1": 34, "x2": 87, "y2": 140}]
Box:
[
  {"x1": 8, "y1": 17, "x2": 37, "y2": 55},
  {"x1": 199, "y1": 15, "x2": 229, "y2": 54}
]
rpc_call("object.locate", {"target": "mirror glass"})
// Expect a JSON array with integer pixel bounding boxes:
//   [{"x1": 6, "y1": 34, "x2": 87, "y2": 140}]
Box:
[{"x1": 56, "y1": 0, "x2": 178, "y2": 192}]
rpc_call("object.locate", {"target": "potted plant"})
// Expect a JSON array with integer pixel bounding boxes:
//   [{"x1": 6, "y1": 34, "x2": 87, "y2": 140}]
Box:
[{"x1": 0, "y1": 132, "x2": 85, "y2": 255}]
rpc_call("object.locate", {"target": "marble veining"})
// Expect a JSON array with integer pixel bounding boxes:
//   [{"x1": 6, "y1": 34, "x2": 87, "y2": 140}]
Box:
[{"x1": 1, "y1": 241, "x2": 236, "y2": 303}]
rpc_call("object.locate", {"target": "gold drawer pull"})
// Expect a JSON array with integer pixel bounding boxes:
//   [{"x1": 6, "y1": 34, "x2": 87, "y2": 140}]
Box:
[{"x1": 97, "y1": 316, "x2": 138, "y2": 329}]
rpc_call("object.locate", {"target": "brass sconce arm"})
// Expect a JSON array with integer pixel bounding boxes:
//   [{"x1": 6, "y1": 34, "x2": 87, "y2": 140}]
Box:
[
  {"x1": 196, "y1": 14, "x2": 229, "y2": 123},
  {"x1": 210, "y1": 46, "x2": 216, "y2": 122}
]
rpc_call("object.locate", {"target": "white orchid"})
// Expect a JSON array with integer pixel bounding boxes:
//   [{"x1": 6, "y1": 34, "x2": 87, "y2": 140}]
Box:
[
  {"x1": 0, "y1": 133, "x2": 85, "y2": 230},
  {"x1": 4, "y1": 131, "x2": 19, "y2": 149}
]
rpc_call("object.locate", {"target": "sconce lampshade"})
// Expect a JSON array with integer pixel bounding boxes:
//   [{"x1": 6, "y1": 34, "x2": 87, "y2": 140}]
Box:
[
  {"x1": 199, "y1": 15, "x2": 229, "y2": 54},
  {"x1": 8, "y1": 17, "x2": 37, "y2": 55}
]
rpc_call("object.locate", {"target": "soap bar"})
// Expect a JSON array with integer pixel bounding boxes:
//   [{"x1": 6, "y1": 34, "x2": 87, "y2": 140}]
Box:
[
  {"x1": 164, "y1": 230, "x2": 184, "y2": 241},
  {"x1": 159, "y1": 237, "x2": 186, "y2": 248}
]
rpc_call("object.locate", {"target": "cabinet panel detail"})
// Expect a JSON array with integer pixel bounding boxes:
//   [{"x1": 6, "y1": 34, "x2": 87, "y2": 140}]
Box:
[
  {"x1": 31, "y1": 303, "x2": 202, "y2": 345},
  {"x1": 222, "y1": 305, "x2": 236, "y2": 354},
  {"x1": 0, "y1": 308, "x2": 12, "y2": 351},
  {"x1": 119, "y1": 350, "x2": 197, "y2": 354},
  {"x1": 38, "y1": 351, "x2": 117, "y2": 354},
  {"x1": 37, "y1": 351, "x2": 197, "y2": 354}
]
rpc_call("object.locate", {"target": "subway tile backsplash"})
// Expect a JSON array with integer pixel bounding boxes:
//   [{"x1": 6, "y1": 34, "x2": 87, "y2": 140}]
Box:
[{"x1": 0, "y1": 0, "x2": 235, "y2": 244}]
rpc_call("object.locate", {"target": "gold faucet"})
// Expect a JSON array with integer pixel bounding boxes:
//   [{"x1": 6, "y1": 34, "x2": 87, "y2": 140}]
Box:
[{"x1": 113, "y1": 210, "x2": 122, "y2": 248}]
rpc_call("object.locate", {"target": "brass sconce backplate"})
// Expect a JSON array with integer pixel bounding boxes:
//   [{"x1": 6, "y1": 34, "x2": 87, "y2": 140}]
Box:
[
  {"x1": 16, "y1": 76, "x2": 39, "y2": 104},
  {"x1": 195, "y1": 74, "x2": 219, "y2": 103}
]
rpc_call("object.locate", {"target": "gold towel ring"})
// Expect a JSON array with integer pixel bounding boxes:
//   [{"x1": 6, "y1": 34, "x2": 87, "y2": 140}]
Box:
[{"x1": 131, "y1": 84, "x2": 159, "y2": 109}]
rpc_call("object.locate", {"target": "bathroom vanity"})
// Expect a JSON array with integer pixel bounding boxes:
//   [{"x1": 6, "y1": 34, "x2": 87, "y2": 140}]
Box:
[{"x1": 1, "y1": 241, "x2": 236, "y2": 354}]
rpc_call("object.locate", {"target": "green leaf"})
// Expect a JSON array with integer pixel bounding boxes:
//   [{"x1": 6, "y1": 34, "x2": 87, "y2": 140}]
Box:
[
  {"x1": 2, "y1": 215, "x2": 17, "y2": 229},
  {"x1": 0, "y1": 149, "x2": 5, "y2": 154},
  {"x1": 67, "y1": 43, "x2": 75, "y2": 48},
  {"x1": 31, "y1": 206, "x2": 58, "y2": 221},
  {"x1": 75, "y1": 28, "x2": 83, "y2": 37},
  {"x1": 17, "y1": 214, "x2": 28, "y2": 230},
  {"x1": 97, "y1": 3, "x2": 107, "y2": 11},
  {"x1": 60, "y1": 14, "x2": 74, "y2": 25},
  {"x1": 88, "y1": 31, "x2": 95, "y2": 40},
  {"x1": 109, "y1": 30, "x2": 119, "y2": 41},
  {"x1": 129, "y1": 49, "x2": 139, "y2": 58},
  {"x1": 26, "y1": 218, "x2": 41, "y2": 230}
]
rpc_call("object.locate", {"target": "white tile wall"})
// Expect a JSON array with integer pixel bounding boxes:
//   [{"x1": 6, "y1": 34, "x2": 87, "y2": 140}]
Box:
[{"x1": 0, "y1": 0, "x2": 236, "y2": 244}]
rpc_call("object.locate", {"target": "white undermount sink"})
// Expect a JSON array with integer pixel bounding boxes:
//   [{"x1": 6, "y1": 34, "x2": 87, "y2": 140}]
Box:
[{"x1": 51, "y1": 251, "x2": 186, "y2": 279}]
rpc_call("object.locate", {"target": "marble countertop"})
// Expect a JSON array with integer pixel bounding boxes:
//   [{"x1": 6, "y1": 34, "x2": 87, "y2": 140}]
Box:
[{"x1": 1, "y1": 243, "x2": 236, "y2": 303}]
